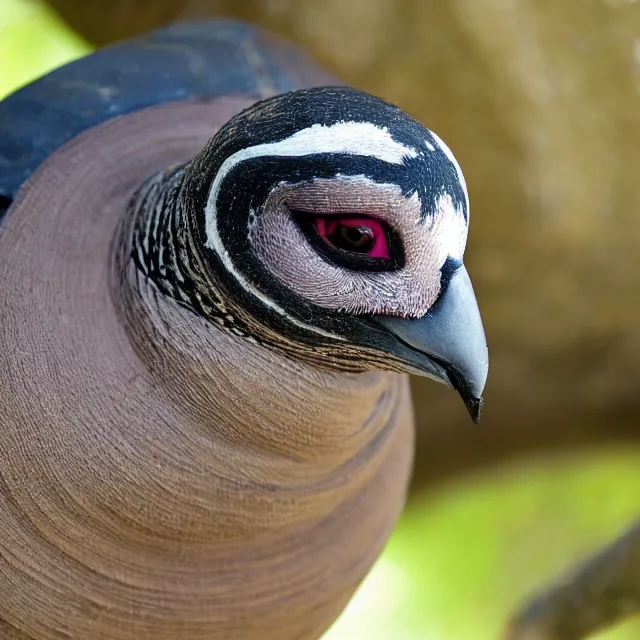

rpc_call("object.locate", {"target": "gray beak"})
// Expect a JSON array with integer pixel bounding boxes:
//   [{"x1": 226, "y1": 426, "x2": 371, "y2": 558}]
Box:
[{"x1": 370, "y1": 265, "x2": 488, "y2": 423}]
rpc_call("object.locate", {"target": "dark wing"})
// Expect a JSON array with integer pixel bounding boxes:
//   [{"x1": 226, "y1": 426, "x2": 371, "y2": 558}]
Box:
[{"x1": 0, "y1": 19, "x2": 338, "y2": 218}]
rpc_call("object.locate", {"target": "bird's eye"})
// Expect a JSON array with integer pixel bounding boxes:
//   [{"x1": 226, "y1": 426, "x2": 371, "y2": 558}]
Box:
[
  {"x1": 293, "y1": 211, "x2": 404, "y2": 272},
  {"x1": 329, "y1": 223, "x2": 375, "y2": 253},
  {"x1": 317, "y1": 217, "x2": 390, "y2": 259}
]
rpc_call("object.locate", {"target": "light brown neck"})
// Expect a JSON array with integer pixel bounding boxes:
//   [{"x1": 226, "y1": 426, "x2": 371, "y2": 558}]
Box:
[
  {"x1": 114, "y1": 209, "x2": 411, "y2": 531},
  {"x1": 107, "y1": 224, "x2": 417, "y2": 638}
]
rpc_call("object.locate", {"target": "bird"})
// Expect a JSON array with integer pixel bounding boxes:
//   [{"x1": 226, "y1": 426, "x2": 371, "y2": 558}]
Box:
[{"x1": 0, "y1": 20, "x2": 488, "y2": 640}]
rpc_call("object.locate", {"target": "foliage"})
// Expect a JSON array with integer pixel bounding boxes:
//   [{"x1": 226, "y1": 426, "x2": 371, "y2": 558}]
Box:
[{"x1": 0, "y1": 0, "x2": 89, "y2": 98}]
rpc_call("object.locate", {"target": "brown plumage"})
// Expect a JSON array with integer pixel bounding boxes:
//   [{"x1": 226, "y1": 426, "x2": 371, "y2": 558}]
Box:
[{"x1": 0, "y1": 22, "x2": 487, "y2": 640}]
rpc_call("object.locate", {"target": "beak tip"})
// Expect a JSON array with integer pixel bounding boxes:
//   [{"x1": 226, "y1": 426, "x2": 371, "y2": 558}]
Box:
[
  {"x1": 464, "y1": 393, "x2": 484, "y2": 424},
  {"x1": 447, "y1": 361, "x2": 487, "y2": 425}
]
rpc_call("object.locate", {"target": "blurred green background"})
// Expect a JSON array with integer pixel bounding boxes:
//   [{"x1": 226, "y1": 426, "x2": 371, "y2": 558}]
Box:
[{"x1": 2, "y1": 1, "x2": 640, "y2": 639}]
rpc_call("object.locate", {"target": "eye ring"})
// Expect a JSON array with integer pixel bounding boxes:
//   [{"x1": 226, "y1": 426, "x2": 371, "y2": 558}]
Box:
[{"x1": 292, "y1": 210, "x2": 405, "y2": 272}]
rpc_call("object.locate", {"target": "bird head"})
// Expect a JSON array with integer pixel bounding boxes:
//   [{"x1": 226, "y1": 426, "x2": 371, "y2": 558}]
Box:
[{"x1": 142, "y1": 87, "x2": 488, "y2": 422}]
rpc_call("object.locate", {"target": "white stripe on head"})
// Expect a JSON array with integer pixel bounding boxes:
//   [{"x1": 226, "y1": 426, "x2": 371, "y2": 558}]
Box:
[
  {"x1": 428, "y1": 130, "x2": 469, "y2": 219},
  {"x1": 204, "y1": 121, "x2": 418, "y2": 338}
]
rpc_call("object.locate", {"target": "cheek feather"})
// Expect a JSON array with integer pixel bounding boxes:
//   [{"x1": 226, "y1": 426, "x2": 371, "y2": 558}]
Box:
[
  {"x1": 252, "y1": 177, "x2": 452, "y2": 318},
  {"x1": 315, "y1": 216, "x2": 391, "y2": 259}
]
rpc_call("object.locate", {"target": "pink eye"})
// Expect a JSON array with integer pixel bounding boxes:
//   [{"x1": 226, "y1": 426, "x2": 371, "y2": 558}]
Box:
[
  {"x1": 314, "y1": 216, "x2": 391, "y2": 259},
  {"x1": 293, "y1": 209, "x2": 403, "y2": 272}
]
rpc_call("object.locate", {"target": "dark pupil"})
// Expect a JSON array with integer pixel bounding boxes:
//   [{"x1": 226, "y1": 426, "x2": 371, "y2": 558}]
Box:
[{"x1": 329, "y1": 224, "x2": 375, "y2": 253}]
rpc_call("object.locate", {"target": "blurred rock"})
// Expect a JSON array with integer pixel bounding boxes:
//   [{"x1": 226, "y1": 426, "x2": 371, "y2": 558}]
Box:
[{"x1": 45, "y1": 0, "x2": 640, "y2": 487}]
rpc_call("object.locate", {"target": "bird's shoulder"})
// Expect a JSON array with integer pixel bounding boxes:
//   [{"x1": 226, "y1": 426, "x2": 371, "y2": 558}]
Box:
[{"x1": 0, "y1": 20, "x2": 336, "y2": 218}]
